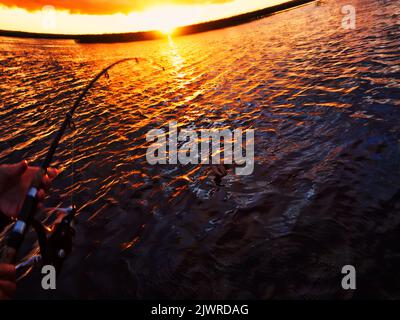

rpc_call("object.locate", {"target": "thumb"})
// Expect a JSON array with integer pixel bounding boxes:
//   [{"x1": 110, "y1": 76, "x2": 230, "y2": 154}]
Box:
[{"x1": 3, "y1": 160, "x2": 28, "y2": 178}]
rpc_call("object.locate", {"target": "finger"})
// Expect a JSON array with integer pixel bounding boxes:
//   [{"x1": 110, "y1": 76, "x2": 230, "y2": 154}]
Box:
[
  {"x1": 0, "y1": 264, "x2": 15, "y2": 281},
  {"x1": 46, "y1": 168, "x2": 59, "y2": 180},
  {"x1": 37, "y1": 189, "x2": 46, "y2": 202},
  {"x1": 0, "y1": 280, "x2": 16, "y2": 298},
  {"x1": 41, "y1": 174, "x2": 51, "y2": 191}
]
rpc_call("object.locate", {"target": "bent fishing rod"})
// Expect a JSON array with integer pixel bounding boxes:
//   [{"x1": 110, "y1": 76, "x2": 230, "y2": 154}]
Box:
[{"x1": 1, "y1": 57, "x2": 152, "y2": 270}]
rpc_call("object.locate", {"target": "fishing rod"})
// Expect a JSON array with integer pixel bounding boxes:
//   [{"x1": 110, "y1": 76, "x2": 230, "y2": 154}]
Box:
[{"x1": 1, "y1": 57, "x2": 153, "y2": 272}]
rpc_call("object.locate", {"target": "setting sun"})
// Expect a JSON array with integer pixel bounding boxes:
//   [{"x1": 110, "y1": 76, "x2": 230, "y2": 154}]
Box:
[
  {"x1": 143, "y1": 5, "x2": 189, "y2": 35},
  {"x1": 159, "y1": 26, "x2": 176, "y2": 35}
]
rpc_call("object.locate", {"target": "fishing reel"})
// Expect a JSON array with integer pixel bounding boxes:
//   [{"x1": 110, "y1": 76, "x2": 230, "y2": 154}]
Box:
[{"x1": 16, "y1": 205, "x2": 77, "y2": 274}]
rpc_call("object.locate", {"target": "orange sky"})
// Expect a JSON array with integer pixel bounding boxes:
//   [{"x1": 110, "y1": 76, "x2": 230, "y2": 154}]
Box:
[
  {"x1": 0, "y1": 0, "x2": 232, "y2": 15},
  {"x1": 0, "y1": 0, "x2": 288, "y2": 34}
]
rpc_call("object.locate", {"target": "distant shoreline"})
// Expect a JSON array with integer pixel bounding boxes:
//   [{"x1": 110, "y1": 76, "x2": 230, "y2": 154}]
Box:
[{"x1": 0, "y1": 0, "x2": 315, "y2": 44}]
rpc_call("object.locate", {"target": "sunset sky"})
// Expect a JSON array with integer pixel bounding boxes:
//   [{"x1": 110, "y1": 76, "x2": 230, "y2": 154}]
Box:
[{"x1": 0, "y1": 0, "x2": 288, "y2": 34}]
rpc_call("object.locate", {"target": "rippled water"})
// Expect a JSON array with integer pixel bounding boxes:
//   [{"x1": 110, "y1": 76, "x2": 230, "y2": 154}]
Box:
[{"x1": 1, "y1": 0, "x2": 400, "y2": 299}]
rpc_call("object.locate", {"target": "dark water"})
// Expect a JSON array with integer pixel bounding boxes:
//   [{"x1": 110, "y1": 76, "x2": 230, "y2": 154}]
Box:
[{"x1": 0, "y1": 0, "x2": 400, "y2": 299}]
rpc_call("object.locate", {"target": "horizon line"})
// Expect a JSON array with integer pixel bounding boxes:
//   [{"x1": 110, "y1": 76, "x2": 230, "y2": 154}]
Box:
[{"x1": 0, "y1": 0, "x2": 315, "y2": 43}]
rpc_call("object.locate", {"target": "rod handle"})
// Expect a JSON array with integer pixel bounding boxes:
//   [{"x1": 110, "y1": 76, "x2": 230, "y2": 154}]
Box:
[{"x1": 0, "y1": 169, "x2": 44, "y2": 264}]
